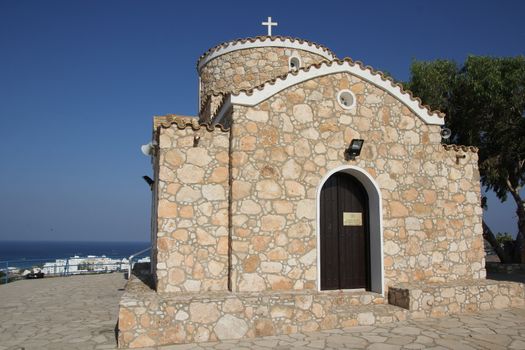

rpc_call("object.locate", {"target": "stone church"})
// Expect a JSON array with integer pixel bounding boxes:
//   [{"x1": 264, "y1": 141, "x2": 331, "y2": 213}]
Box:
[{"x1": 118, "y1": 32, "x2": 525, "y2": 348}]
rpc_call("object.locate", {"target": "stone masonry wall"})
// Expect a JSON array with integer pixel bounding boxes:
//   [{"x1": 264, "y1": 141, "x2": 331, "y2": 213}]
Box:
[
  {"x1": 118, "y1": 275, "x2": 523, "y2": 348},
  {"x1": 199, "y1": 47, "x2": 328, "y2": 101},
  {"x1": 228, "y1": 72, "x2": 485, "y2": 293},
  {"x1": 155, "y1": 121, "x2": 231, "y2": 293}
]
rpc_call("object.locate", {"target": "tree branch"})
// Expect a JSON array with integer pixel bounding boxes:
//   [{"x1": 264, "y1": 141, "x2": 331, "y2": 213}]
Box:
[{"x1": 483, "y1": 220, "x2": 510, "y2": 263}]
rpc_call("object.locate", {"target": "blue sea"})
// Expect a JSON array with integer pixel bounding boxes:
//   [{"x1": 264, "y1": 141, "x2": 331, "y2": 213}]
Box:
[{"x1": 0, "y1": 241, "x2": 150, "y2": 268}]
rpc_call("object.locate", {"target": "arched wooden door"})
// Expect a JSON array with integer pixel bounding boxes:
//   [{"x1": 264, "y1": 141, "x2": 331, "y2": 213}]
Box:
[{"x1": 320, "y1": 172, "x2": 370, "y2": 290}]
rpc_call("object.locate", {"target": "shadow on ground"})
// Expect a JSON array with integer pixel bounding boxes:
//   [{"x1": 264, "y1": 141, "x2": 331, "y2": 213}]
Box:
[{"x1": 487, "y1": 272, "x2": 525, "y2": 284}]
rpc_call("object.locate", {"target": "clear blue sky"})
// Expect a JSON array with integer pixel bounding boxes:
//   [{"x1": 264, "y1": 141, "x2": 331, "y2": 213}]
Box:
[{"x1": 0, "y1": 0, "x2": 524, "y2": 242}]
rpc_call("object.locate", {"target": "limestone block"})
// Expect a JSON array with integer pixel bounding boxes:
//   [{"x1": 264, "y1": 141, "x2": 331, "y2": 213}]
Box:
[
  {"x1": 261, "y1": 215, "x2": 286, "y2": 231},
  {"x1": 177, "y1": 164, "x2": 205, "y2": 183},
  {"x1": 165, "y1": 149, "x2": 185, "y2": 167},
  {"x1": 130, "y1": 334, "x2": 155, "y2": 348},
  {"x1": 158, "y1": 200, "x2": 178, "y2": 218},
  {"x1": 299, "y1": 250, "x2": 316, "y2": 265},
  {"x1": 202, "y1": 184, "x2": 226, "y2": 200},
  {"x1": 214, "y1": 315, "x2": 249, "y2": 340},
  {"x1": 357, "y1": 312, "x2": 375, "y2": 325},
  {"x1": 292, "y1": 104, "x2": 313, "y2": 123},
  {"x1": 296, "y1": 199, "x2": 315, "y2": 219},
  {"x1": 246, "y1": 110, "x2": 269, "y2": 122},
  {"x1": 176, "y1": 186, "x2": 201, "y2": 203},
  {"x1": 223, "y1": 298, "x2": 244, "y2": 313},
  {"x1": 255, "y1": 319, "x2": 275, "y2": 337},
  {"x1": 118, "y1": 308, "x2": 136, "y2": 331},
  {"x1": 238, "y1": 273, "x2": 266, "y2": 291},
  {"x1": 210, "y1": 167, "x2": 228, "y2": 182},
  {"x1": 256, "y1": 179, "x2": 282, "y2": 199},
  {"x1": 189, "y1": 302, "x2": 220, "y2": 323},
  {"x1": 285, "y1": 181, "x2": 305, "y2": 197},
  {"x1": 384, "y1": 241, "x2": 400, "y2": 255},
  {"x1": 194, "y1": 327, "x2": 210, "y2": 342},
  {"x1": 288, "y1": 222, "x2": 311, "y2": 238},
  {"x1": 282, "y1": 159, "x2": 302, "y2": 179},
  {"x1": 168, "y1": 268, "x2": 185, "y2": 285},
  {"x1": 232, "y1": 181, "x2": 252, "y2": 199},
  {"x1": 240, "y1": 200, "x2": 262, "y2": 214},
  {"x1": 196, "y1": 229, "x2": 215, "y2": 245},
  {"x1": 268, "y1": 275, "x2": 293, "y2": 290},
  {"x1": 261, "y1": 262, "x2": 282, "y2": 273},
  {"x1": 186, "y1": 148, "x2": 212, "y2": 166},
  {"x1": 267, "y1": 247, "x2": 288, "y2": 261},
  {"x1": 175, "y1": 310, "x2": 189, "y2": 320}
]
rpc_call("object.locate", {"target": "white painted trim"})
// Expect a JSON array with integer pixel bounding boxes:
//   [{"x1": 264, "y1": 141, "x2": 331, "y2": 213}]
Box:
[
  {"x1": 316, "y1": 165, "x2": 384, "y2": 295},
  {"x1": 231, "y1": 61, "x2": 444, "y2": 125},
  {"x1": 198, "y1": 37, "x2": 335, "y2": 71},
  {"x1": 198, "y1": 76, "x2": 202, "y2": 113}
]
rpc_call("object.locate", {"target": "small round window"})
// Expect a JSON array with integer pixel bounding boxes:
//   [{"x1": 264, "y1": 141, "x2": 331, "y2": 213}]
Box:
[
  {"x1": 337, "y1": 89, "x2": 356, "y2": 110},
  {"x1": 289, "y1": 56, "x2": 301, "y2": 71}
]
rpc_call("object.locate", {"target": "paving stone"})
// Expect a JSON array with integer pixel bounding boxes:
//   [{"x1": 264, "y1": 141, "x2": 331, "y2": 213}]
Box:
[
  {"x1": 509, "y1": 339, "x2": 525, "y2": 349},
  {"x1": 434, "y1": 339, "x2": 478, "y2": 350},
  {"x1": 392, "y1": 326, "x2": 421, "y2": 335},
  {"x1": 367, "y1": 343, "x2": 401, "y2": 350},
  {"x1": 404, "y1": 344, "x2": 427, "y2": 349},
  {"x1": 0, "y1": 274, "x2": 126, "y2": 350}
]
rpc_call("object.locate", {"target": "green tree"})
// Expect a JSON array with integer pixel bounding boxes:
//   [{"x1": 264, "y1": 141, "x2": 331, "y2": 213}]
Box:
[
  {"x1": 496, "y1": 232, "x2": 514, "y2": 247},
  {"x1": 406, "y1": 56, "x2": 525, "y2": 263}
]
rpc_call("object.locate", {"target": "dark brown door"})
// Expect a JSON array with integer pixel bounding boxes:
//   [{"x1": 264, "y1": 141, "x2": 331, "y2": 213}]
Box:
[{"x1": 320, "y1": 172, "x2": 370, "y2": 290}]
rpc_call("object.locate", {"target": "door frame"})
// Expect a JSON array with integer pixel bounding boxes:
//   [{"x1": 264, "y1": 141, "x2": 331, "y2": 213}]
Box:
[{"x1": 316, "y1": 165, "x2": 384, "y2": 294}]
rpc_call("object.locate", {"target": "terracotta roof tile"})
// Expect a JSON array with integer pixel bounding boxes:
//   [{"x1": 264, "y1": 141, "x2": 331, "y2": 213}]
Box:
[
  {"x1": 197, "y1": 36, "x2": 337, "y2": 69},
  {"x1": 228, "y1": 58, "x2": 445, "y2": 120},
  {"x1": 154, "y1": 114, "x2": 230, "y2": 132},
  {"x1": 199, "y1": 92, "x2": 225, "y2": 117}
]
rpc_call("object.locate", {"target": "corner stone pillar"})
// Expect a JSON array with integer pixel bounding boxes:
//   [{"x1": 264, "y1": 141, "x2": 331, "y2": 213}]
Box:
[{"x1": 154, "y1": 120, "x2": 231, "y2": 293}]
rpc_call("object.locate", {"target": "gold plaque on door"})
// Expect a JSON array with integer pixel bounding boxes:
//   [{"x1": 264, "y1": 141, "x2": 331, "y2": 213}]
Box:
[{"x1": 343, "y1": 212, "x2": 362, "y2": 226}]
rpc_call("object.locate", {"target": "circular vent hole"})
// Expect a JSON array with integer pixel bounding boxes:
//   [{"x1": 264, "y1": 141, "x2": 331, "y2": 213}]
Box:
[{"x1": 337, "y1": 90, "x2": 356, "y2": 109}]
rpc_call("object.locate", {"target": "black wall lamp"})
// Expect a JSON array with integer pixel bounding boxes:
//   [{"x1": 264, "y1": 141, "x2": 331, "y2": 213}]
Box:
[
  {"x1": 142, "y1": 175, "x2": 154, "y2": 190},
  {"x1": 345, "y1": 139, "x2": 364, "y2": 160}
]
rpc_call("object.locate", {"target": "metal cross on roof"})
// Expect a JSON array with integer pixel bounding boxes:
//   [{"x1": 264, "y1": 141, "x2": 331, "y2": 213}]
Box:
[{"x1": 262, "y1": 16, "x2": 278, "y2": 36}]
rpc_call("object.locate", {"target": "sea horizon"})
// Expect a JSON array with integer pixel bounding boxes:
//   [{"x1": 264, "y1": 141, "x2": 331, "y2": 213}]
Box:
[
  {"x1": 0, "y1": 239, "x2": 150, "y2": 243},
  {"x1": 0, "y1": 240, "x2": 151, "y2": 266}
]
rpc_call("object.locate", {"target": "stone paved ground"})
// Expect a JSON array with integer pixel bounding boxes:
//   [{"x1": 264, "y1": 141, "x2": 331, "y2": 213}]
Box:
[
  {"x1": 0, "y1": 273, "x2": 126, "y2": 350},
  {"x1": 1, "y1": 273, "x2": 525, "y2": 349}
]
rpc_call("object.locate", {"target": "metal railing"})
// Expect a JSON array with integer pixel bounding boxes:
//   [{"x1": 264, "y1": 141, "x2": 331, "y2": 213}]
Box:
[
  {"x1": 0, "y1": 251, "x2": 150, "y2": 285},
  {"x1": 128, "y1": 247, "x2": 151, "y2": 279}
]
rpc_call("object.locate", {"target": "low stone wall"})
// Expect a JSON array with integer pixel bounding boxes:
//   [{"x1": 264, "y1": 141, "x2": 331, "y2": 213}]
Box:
[
  {"x1": 486, "y1": 262, "x2": 525, "y2": 274},
  {"x1": 118, "y1": 276, "x2": 407, "y2": 348},
  {"x1": 388, "y1": 279, "x2": 525, "y2": 318}
]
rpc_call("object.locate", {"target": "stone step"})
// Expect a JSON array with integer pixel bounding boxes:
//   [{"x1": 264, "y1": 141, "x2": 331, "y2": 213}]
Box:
[
  {"x1": 388, "y1": 279, "x2": 525, "y2": 318},
  {"x1": 331, "y1": 303, "x2": 409, "y2": 327},
  {"x1": 156, "y1": 288, "x2": 387, "y2": 307},
  {"x1": 120, "y1": 277, "x2": 409, "y2": 347},
  {"x1": 313, "y1": 290, "x2": 387, "y2": 306}
]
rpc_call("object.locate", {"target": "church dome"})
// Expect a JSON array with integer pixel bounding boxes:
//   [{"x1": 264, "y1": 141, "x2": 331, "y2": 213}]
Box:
[{"x1": 197, "y1": 36, "x2": 337, "y2": 104}]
